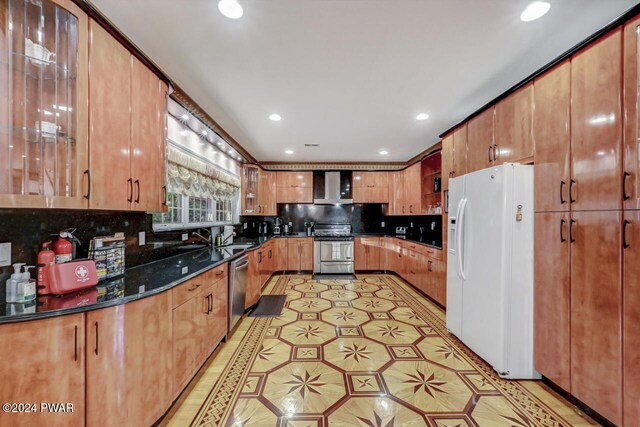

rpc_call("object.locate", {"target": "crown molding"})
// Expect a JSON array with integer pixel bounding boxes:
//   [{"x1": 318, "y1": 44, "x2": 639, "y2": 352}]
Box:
[{"x1": 259, "y1": 162, "x2": 408, "y2": 171}]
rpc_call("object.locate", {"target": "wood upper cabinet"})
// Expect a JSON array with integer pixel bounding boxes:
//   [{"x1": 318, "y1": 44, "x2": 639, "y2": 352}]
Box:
[
  {"x1": 353, "y1": 172, "x2": 389, "y2": 203},
  {"x1": 533, "y1": 61, "x2": 571, "y2": 213},
  {"x1": 570, "y1": 210, "x2": 622, "y2": 425},
  {"x1": 86, "y1": 291, "x2": 172, "y2": 427},
  {"x1": 0, "y1": 314, "x2": 85, "y2": 427},
  {"x1": 441, "y1": 134, "x2": 453, "y2": 192},
  {"x1": 467, "y1": 107, "x2": 494, "y2": 173},
  {"x1": 623, "y1": 17, "x2": 640, "y2": 210},
  {"x1": 276, "y1": 172, "x2": 313, "y2": 203},
  {"x1": 452, "y1": 124, "x2": 468, "y2": 177},
  {"x1": 534, "y1": 212, "x2": 571, "y2": 391},
  {"x1": 286, "y1": 237, "x2": 313, "y2": 271},
  {"x1": 571, "y1": 29, "x2": 623, "y2": 212},
  {"x1": 242, "y1": 165, "x2": 276, "y2": 215},
  {"x1": 495, "y1": 83, "x2": 533, "y2": 164},
  {"x1": 88, "y1": 20, "x2": 131, "y2": 211},
  {"x1": 89, "y1": 19, "x2": 166, "y2": 212},
  {"x1": 0, "y1": 0, "x2": 89, "y2": 210},
  {"x1": 404, "y1": 162, "x2": 422, "y2": 215},
  {"x1": 354, "y1": 237, "x2": 381, "y2": 270},
  {"x1": 623, "y1": 211, "x2": 640, "y2": 424},
  {"x1": 388, "y1": 171, "x2": 405, "y2": 215},
  {"x1": 130, "y1": 57, "x2": 166, "y2": 212}
]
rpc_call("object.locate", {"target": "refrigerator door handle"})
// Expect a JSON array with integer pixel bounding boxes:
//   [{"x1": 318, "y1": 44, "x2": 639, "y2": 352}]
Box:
[{"x1": 457, "y1": 198, "x2": 468, "y2": 281}]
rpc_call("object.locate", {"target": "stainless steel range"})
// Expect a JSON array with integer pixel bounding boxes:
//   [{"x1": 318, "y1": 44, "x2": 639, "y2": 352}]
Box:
[{"x1": 313, "y1": 224, "x2": 354, "y2": 274}]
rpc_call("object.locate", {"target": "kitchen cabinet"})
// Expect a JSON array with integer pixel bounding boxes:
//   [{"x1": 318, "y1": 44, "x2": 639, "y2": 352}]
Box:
[
  {"x1": 0, "y1": 313, "x2": 85, "y2": 427},
  {"x1": 261, "y1": 240, "x2": 275, "y2": 285},
  {"x1": 533, "y1": 61, "x2": 571, "y2": 213},
  {"x1": 452, "y1": 125, "x2": 468, "y2": 178},
  {"x1": 570, "y1": 211, "x2": 622, "y2": 425},
  {"x1": 172, "y1": 266, "x2": 227, "y2": 396},
  {"x1": 494, "y1": 83, "x2": 534, "y2": 164},
  {"x1": 246, "y1": 249, "x2": 262, "y2": 308},
  {"x1": 421, "y1": 152, "x2": 442, "y2": 213},
  {"x1": 242, "y1": 165, "x2": 276, "y2": 215},
  {"x1": 0, "y1": 0, "x2": 89, "y2": 210},
  {"x1": 466, "y1": 107, "x2": 494, "y2": 173},
  {"x1": 533, "y1": 212, "x2": 571, "y2": 391},
  {"x1": 273, "y1": 237, "x2": 288, "y2": 271},
  {"x1": 354, "y1": 237, "x2": 381, "y2": 270},
  {"x1": 570, "y1": 29, "x2": 623, "y2": 212},
  {"x1": 623, "y1": 211, "x2": 640, "y2": 424},
  {"x1": 352, "y1": 171, "x2": 389, "y2": 203},
  {"x1": 623, "y1": 17, "x2": 640, "y2": 210},
  {"x1": 387, "y1": 162, "x2": 424, "y2": 215},
  {"x1": 88, "y1": 20, "x2": 167, "y2": 212},
  {"x1": 381, "y1": 237, "x2": 401, "y2": 273},
  {"x1": 86, "y1": 291, "x2": 172, "y2": 427},
  {"x1": 276, "y1": 171, "x2": 313, "y2": 203},
  {"x1": 441, "y1": 134, "x2": 453, "y2": 192},
  {"x1": 286, "y1": 237, "x2": 313, "y2": 271}
]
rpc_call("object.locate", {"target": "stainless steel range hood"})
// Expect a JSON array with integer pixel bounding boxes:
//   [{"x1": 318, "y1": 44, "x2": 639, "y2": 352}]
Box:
[{"x1": 314, "y1": 171, "x2": 353, "y2": 204}]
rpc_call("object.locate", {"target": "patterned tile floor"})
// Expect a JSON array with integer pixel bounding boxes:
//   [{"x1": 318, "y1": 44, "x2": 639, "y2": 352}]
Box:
[{"x1": 162, "y1": 274, "x2": 598, "y2": 427}]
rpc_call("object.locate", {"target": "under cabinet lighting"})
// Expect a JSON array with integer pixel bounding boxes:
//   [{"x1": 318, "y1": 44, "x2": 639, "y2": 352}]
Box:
[{"x1": 520, "y1": 1, "x2": 550, "y2": 22}]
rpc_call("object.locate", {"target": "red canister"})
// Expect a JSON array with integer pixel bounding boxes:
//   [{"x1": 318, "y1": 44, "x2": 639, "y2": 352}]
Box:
[{"x1": 37, "y1": 241, "x2": 55, "y2": 295}]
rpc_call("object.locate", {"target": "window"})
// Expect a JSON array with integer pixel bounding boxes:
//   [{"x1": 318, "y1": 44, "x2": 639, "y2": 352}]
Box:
[
  {"x1": 189, "y1": 197, "x2": 212, "y2": 223},
  {"x1": 152, "y1": 193, "x2": 183, "y2": 226},
  {"x1": 153, "y1": 192, "x2": 239, "y2": 231}
]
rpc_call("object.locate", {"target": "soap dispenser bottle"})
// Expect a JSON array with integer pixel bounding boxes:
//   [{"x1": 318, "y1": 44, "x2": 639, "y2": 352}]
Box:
[
  {"x1": 5, "y1": 263, "x2": 25, "y2": 303},
  {"x1": 17, "y1": 266, "x2": 37, "y2": 303}
]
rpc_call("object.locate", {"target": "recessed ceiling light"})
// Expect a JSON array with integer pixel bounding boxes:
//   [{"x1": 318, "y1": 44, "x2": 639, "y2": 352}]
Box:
[
  {"x1": 181, "y1": 114, "x2": 189, "y2": 120},
  {"x1": 269, "y1": 113, "x2": 282, "y2": 122},
  {"x1": 416, "y1": 113, "x2": 429, "y2": 121},
  {"x1": 218, "y1": 0, "x2": 243, "y2": 19},
  {"x1": 520, "y1": 1, "x2": 550, "y2": 22},
  {"x1": 285, "y1": 149, "x2": 294, "y2": 155},
  {"x1": 201, "y1": 130, "x2": 208, "y2": 136},
  {"x1": 379, "y1": 150, "x2": 388, "y2": 155},
  {"x1": 217, "y1": 142, "x2": 223, "y2": 146},
  {"x1": 237, "y1": 157, "x2": 242, "y2": 161}
]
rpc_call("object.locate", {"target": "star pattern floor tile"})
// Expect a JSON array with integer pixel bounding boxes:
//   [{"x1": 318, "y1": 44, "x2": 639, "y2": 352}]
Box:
[{"x1": 164, "y1": 274, "x2": 598, "y2": 427}]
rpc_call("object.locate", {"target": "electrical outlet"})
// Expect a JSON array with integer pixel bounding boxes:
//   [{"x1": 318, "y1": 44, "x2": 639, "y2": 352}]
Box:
[
  {"x1": 138, "y1": 231, "x2": 145, "y2": 246},
  {"x1": 181, "y1": 266, "x2": 188, "y2": 275},
  {"x1": 410, "y1": 222, "x2": 414, "y2": 228},
  {"x1": 182, "y1": 233, "x2": 188, "y2": 241},
  {"x1": 381, "y1": 221, "x2": 385, "y2": 228},
  {"x1": 0, "y1": 242, "x2": 11, "y2": 267},
  {"x1": 244, "y1": 223, "x2": 248, "y2": 229}
]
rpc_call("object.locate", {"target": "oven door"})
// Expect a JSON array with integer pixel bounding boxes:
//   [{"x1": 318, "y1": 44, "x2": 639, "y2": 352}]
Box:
[{"x1": 319, "y1": 241, "x2": 353, "y2": 262}]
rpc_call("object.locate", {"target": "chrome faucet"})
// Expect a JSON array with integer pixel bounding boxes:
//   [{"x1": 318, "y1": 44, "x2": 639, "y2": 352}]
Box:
[{"x1": 192, "y1": 228, "x2": 212, "y2": 245}]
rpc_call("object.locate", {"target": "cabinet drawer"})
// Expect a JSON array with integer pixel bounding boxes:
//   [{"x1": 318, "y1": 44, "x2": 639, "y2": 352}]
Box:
[
  {"x1": 172, "y1": 276, "x2": 206, "y2": 309},
  {"x1": 424, "y1": 246, "x2": 442, "y2": 260}
]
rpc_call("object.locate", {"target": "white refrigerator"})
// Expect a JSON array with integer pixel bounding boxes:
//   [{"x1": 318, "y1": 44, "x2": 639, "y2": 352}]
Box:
[{"x1": 446, "y1": 163, "x2": 539, "y2": 380}]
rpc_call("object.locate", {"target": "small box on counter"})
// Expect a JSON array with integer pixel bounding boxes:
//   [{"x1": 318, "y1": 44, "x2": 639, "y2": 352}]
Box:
[
  {"x1": 48, "y1": 259, "x2": 99, "y2": 295},
  {"x1": 89, "y1": 233, "x2": 125, "y2": 280}
]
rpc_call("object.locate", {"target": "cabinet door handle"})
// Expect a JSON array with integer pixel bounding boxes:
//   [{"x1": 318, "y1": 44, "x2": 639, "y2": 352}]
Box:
[
  {"x1": 127, "y1": 178, "x2": 133, "y2": 203},
  {"x1": 623, "y1": 171, "x2": 631, "y2": 201},
  {"x1": 493, "y1": 144, "x2": 498, "y2": 162},
  {"x1": 560, "y1": 219, "x2": 566, "y2": 243},
  {"x1": 94, "y1": 321, "x2": 99, "y2": 356},
  {"x1": 569, "y1": 219, "x2": 576, "y2": 243},
  {"x1": 258, "y1": 252, "x2": 262, "y2": 263},
  {"x1": 134, "y1": 179, "x2": 140, "y2": 203},
  {"x1": 83, "y1": 169, "x2": 91, "y2": 201},
  {"x1": 74, "y1": 325, "x2": 78, "y2": 361},
  {"x1": 560, "y1": 181, "x2": 566, "y2": 204},
  {"x1": 428, "y1": 260, "x2": 432, "y2": 272},
  {"x1": 569, "y1": 180, "x2": 576, "y2": 204},
  {"x1": 409, "y1": 204, "x2": 413, "y2": 214},
  {"x1": 269, "y1": 249, "x2": 272, "y2": 259},
  {"x1": 188, "y1": 284, "x2": 201, "y2": 292},
  {"x1": 624, "y1": 220, "x2": 631, "y2": 249},
  {"x1": 207, "y1": 294, "x2": 213, "y2": 314},
  {"x1": 488, "y1": 146, "x2": 493, "y2": 162},
  {"x1": 402, "y1": 205, "x2": 405, "y2": 214},
  {"x1": 162, "y1": 185, "x2": 167, "y2": 206}
]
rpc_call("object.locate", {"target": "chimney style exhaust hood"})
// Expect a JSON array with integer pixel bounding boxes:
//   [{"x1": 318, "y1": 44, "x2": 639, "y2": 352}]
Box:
[{"x1": 314, "y1": 171, "x2": 353, "y2": 205}]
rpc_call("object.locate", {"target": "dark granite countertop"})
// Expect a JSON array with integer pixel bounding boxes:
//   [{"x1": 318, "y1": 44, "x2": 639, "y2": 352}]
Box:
[{"x1": 0, "y1": 233, "x2": 440, "y2": 324}]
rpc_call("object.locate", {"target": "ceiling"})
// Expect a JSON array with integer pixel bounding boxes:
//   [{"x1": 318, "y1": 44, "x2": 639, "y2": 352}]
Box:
[{"x1": 90, "y1": 0, "x2": 638, "y2": 162}]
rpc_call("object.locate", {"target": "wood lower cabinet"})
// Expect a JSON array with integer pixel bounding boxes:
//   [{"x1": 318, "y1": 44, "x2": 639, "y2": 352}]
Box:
[
  {"x1": 276, "y1": 172, "x2": 313, "y2": 203},
  {"x1": 467, "y1": 107, "x2": 494, "y2": 173},
  {"x1": 353, "y1": 172, "x2": 389, "y2": 203},
  {"x1": 494, "y1": 83, "x2": 533, "y2": 164},
  {"x1": 286, "y1": 237, "x2": 313, "y2": 271},
  {"x1": 534, "y1": 212, "x2": 571, "y2": 391},
  {"x1": 570, "y1": 211, "x2": 622, "y2": 425},
  {"x1": 0, "y1": 314, "x2": 85, "y2": 427},
  {"x1": 354, "y1": 237, "x2": 381, "y2": 270},
  {"x1": 86, "y1": 291, "x2": 172, "y2": 427},
  {"x1": 273, "y1": 238, "x2": 288, "y2": 271},
  {"x1": 200, "y1": 266, "x2": 228, "y2": 360},
  {"x1": 533, "y1": 61, "x2": 571, "y2": 213},
  {"x1": 623, "y1": 211, "x2": 640, "y2": 424},
  {"x1": 570, "y1": 29, "x2": 622, "y2": 212},
  {"x1": 246, "y1": 249, "x2": 263, "y2": 308}
]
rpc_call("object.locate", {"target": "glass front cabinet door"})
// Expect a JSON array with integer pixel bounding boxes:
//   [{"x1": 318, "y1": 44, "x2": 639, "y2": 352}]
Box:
[
  {"x1": 0, "y1": 0, "x2": 88, "y2": 208},
  {"x1": 241, "y1": 165, "x2": 259, "y2": 215}
]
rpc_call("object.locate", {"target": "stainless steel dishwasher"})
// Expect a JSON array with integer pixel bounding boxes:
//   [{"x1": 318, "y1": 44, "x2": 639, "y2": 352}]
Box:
[{"x1": 228, "y1": 255, "x2": 249, "y2": 332}]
